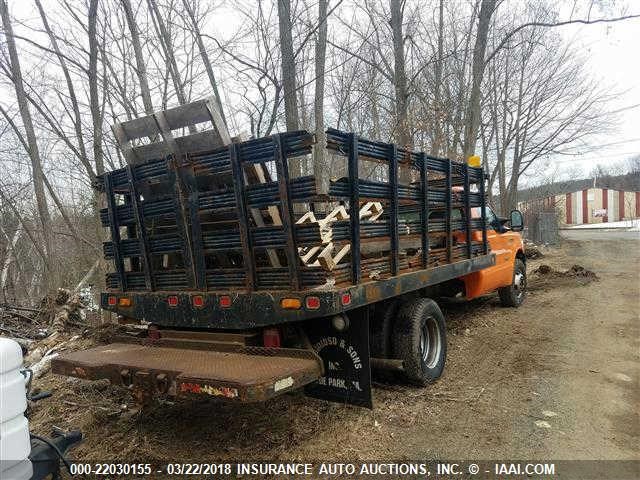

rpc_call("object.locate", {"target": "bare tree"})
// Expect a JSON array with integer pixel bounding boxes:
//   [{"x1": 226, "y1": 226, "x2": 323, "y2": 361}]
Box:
[
  {"x1": 626, "y1": 155, "x2": 640, "y2": 174},
  {"x1": 88, "y1": 0, "x2": 104, "y2": 175},
  {"x1": 485, "y1": 21, "x2": 615, "y2": 212},
  {"x1": 277, "y1": 0, "x2": 300, "y2": 132},
  {"x1": 390, "y1": 0, "x2": 409, "y2": 148},
  {"x1": 181, "y1": 0, "x2": 227, "y2": 126},
  {"x1": 33, "y1": 0, "x2": 97, "y2": 181},
  {"x1": 313, "y1": 0, "x2": 329, "y2": 172},
  {"x1": 211, "y1": 1, "x2": 282, "y2": 137},
  {"x1": 0, "y1": 0, "x2": 53, "y2": 275},
  {"x1": 462, "y1": 0, "x2": 495, "y2": 160},
  {"x1": 146, "y1": 0, "x2": 191, "y2": 111},
  {"x1": 431, "y1": 0, "x2": 445, "y2": 156},
  {"x1": 120, "y1": 0, "x2": 154, "y2": 114}
]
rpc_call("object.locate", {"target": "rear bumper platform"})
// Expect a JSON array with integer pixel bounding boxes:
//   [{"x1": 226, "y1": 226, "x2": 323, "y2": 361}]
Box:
[{"x1": 52, "y1": 343, "x2": 323, "y2": 403}]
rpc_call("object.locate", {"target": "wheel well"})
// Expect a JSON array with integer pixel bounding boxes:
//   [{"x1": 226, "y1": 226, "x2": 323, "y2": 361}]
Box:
[{"x1": 516, "y1": 249, "x2": 526, "y2": 264}]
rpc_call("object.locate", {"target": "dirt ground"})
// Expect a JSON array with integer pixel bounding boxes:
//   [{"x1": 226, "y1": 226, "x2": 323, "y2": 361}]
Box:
[{"x1": 28, "y1": 233, "x2": 639, "y2": 471}]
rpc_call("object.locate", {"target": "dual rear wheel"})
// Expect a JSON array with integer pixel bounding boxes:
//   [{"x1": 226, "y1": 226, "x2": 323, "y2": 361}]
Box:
[
  {"x1": 373, "y1": 297, "x2": 447, "y2": 386},
  {"x1": 375, "y1": 259, "x2": 527, "y2": 385}
]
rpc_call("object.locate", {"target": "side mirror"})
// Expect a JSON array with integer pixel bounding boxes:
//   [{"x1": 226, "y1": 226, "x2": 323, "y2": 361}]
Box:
[{"x1": 509, "y1": 210, "x2": 524, "y2": 232}]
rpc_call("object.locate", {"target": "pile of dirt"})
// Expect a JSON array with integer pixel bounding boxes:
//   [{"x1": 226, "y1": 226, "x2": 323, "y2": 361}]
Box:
[
  {"x1": 525, "y1": 245, "x2": 544, "y2": 259},
  {"x1": 531, "y1": 263, "x2": 599, "y2": 288},
  {"x1": 533, "y1": 264, "x2": 554, "y2": 275},
  {"x1": 564, "y1": 264, "x2": 599, "y2": 280}
]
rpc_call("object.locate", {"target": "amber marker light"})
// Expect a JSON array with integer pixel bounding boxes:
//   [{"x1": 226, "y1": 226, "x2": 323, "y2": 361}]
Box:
[{"x1": 281, "y1": 298, "x2": 302, "y2": 309}]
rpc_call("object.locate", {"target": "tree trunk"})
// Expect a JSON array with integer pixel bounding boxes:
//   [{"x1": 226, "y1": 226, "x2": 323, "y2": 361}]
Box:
[
  {"x1": 432, "y1": 0, "x2": 445, "y2": 156},
  {"x1": 390, "y1": 0, "x2": 409, "y2": 149},
  {"x1": 0, "y1": 188, "x2": 52, "y2": 275},
  {"x1": 498, "y1": 151, "x2": 507, "y2": 213},
  {"x1": 88, "y1": 0, "x2": 104, "y2": 175},
  {"x1": 182, "y1": 0, "x2": 227, "y2": 128},
  {"x1": 147, "y1": 0, "x2": 193, "y2": 117},
  {"x1": 277, "y1": 0, "x2": 300, "y2": 132},
  {"x1": 370, "y1": 90, "x2": 380, "y2": 139},
  {"x1": 0, "y1": 0, "x2": 53, "y2": 282},
  {"x1": 120, "y1": 0, "x2": 154, "y2": 115},
  {"x1": 74, "y1": 257, "x2": 101, "y2": 293},
  {"x1": 1, "y1": 226, "x2": 21, "y2": 293},
  {"x1": 462, "y1": 0, "x2": 496, "y2": 160},
  {"x1": 313, "y1": 0, "x2": 328, "y2": 184}
]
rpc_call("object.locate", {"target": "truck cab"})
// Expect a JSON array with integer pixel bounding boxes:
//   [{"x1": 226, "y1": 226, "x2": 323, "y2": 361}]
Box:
[{"x1": 402, "y1": 198, "x2": 527, "y2": 306}]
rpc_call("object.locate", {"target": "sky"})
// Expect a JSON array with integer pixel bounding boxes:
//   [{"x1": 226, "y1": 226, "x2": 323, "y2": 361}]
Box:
[{"x1": 541, "y1": 10, "x2": 640, "y2": 180}]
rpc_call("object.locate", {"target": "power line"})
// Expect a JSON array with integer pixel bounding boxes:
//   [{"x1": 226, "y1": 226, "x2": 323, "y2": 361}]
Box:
[
  {"x1": 554, "y1": 137, "x2": 640, "y2": 156},
  {"x1": 554, "y1": 150, "x2": 639, "y2": 163},
  {"x1": 609, "y1": 103, "x2": 640, "y2": 114}
]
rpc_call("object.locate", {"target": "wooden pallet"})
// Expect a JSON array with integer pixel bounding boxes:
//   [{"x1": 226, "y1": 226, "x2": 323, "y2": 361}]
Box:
[
  {"x1": 112, "y1": 97, "x2": 230, "y2": 164},
  {"x1": 112, "y1": 98, "x2": 284, "y2": 268},
  {"x1": 297, "y1": 202, "x2": 384, "y2": 271}
]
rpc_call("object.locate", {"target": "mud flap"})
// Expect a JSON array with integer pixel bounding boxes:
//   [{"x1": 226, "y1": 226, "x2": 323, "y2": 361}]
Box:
[{"x1": 304, "y1": 307, "x2": 372, "y2": 408}]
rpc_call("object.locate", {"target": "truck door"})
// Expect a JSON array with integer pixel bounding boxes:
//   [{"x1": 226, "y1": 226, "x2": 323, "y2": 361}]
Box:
[{"x1": 462, "y1": 206, "x2": 516, "y2": 298}]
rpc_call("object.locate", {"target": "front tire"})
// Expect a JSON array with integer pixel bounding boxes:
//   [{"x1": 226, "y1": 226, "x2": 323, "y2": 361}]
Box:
[
  {"x1": 499, "y1": 258, "x2": 527, "y2": 307},
  {"x1": 392, "y1": 298, "x2": 447, "y2": 386}
]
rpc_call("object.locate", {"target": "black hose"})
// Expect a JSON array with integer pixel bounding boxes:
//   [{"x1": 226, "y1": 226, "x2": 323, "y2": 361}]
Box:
[
  {"x1": 29, "y1": 433, "x2": 72, "y2": 474},
  {"x1": 29, "y1": 391, "x2": 53, "y2": 402}
]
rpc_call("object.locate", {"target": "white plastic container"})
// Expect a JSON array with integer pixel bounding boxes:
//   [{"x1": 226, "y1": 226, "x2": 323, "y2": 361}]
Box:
[
  {"x1": 2, "y1": 459, "x2": 33, "y2": 480},
  {"x1": 0, "y1": 338, "x2": 32, "y2": 479}
]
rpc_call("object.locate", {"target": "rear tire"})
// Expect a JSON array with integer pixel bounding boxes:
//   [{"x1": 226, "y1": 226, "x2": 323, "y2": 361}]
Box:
[
  {"x1": 392, "y1": 298, "x2": 447, "y2": 386},
  {"x1": 499, "y1": 258, "x2": 527, "y2": 307},
  {"x1": 370, "y1": 300, "x2": 398, "y2": 358}
]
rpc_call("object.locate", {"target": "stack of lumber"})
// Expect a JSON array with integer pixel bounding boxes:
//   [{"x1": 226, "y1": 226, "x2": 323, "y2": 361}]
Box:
[{"x1": 296, "y1": 201, "x2": 383, "y2": 271}]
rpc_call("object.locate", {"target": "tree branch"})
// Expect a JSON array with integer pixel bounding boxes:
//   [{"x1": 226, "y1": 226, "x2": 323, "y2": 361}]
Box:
[{"x1": 486, "y1": 14, "x2": 640, "y2": 66}]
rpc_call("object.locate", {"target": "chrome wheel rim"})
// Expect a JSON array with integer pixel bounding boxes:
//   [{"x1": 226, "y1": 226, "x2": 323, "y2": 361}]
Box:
[
  {"x1": 514, "y1": 271, "x2": 526, "y2": 300},
  {"x1": 420, "y1": 316, "x2": 442, "y2": 369}
]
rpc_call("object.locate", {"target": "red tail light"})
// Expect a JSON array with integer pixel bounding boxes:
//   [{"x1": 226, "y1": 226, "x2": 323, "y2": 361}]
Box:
[
  {"x1": 219, "y1": 295, "x2": 232, "y2": 308},
  {"x1": 341, "y1": 293, "x2": 352, "y2": 306},
  {"x1": 305, "y1": 296, "x2": 320, "y2": 310},
  {"x1": 107, "y1": 296, "x2": 117, "y2": 306},
  {"x1": 263, "y1": 328, "x2": 281, "y2": 348},
  {"x1": 167, "y1": 295, "x2": 179, "y2": 307},
  {"x1": 192, "y1": 295, "x2": 204, "y2": 308}
]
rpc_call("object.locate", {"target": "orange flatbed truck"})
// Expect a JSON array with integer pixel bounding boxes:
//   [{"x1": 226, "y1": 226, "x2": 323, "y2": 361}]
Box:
[{"x1": 52, "y1": 128, "x2": 526, "y2": 408}]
